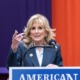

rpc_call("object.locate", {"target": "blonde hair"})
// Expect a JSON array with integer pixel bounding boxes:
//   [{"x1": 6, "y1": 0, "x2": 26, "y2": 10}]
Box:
[{"x1": 23, "y1": 14, "x2": 56, "y2": 45}]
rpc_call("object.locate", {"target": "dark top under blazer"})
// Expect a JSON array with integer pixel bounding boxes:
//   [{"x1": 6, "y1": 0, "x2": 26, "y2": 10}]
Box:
[{"x1": 7, "y1": 42, "x2": 63, "y2": 68}]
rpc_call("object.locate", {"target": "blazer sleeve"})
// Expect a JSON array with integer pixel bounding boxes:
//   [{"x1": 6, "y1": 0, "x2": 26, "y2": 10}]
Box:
[
  {"x1": 54, "y1": 44, "x2": 63, "y2": 66},
  {"x1": 6, "y1": 42, "x2": 25, "y2": 69}
]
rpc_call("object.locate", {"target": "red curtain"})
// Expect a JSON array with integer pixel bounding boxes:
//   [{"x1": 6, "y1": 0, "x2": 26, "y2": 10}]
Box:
[{"x1": 52, "y1": 0, "x2": 80, "y2": 66}]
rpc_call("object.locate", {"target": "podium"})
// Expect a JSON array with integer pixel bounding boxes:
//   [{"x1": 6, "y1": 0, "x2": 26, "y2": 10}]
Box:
[
  {"x1": 0, "y1": 67, "x2": 8, "y2": 80},
  {"x1": 9, "y1": 67, "x2": 80, "y2": 80}
]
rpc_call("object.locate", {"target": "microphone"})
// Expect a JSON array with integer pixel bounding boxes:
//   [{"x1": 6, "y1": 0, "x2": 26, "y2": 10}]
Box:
[
  {"x1": 21, "y1": 45, "x2": 53, "y2": 66},
  {"x1": 48, "y1": 39, "x2": 56, "y2": 48},
  {"x1": 23, "y1": 45, "x2": 53, "y2": 58},
  {"x1": 17, "y1": 40, "x2": 57, "y2": 66}
]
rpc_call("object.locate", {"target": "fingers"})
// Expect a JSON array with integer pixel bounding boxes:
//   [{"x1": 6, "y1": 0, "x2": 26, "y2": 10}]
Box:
[
  {"x1": 11, "y1": 30, "x2": 25, "y2": 52},
  {"x1": 12, "y1": 30, "x2": 25, "y2": 41},
  {"x1": 47, "y1": 64, "x2": 59, "y2": 67},
  {"x1": 12, "y1": 30, "x2": 25, "y2": 38},
  {"x1": 15, "y1": 33, "x2": 25, "y2": 41},
  {"x1": 15, "y1": 33, "x2": 25, "y2": 39},
  {"x1": 12, "y1": 30, "x2": 18, "y2": 38}
]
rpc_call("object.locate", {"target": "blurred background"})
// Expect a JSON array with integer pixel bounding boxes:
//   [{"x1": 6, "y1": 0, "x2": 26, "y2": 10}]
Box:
[{"x1": 0, "y1": 0, "x2": 80, "y2": 67}]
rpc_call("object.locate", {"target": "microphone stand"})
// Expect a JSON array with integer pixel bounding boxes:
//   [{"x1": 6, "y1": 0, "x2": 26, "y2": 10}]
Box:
[{"x1": 22, "y1": 45, "x2": 53, "y2": 66}]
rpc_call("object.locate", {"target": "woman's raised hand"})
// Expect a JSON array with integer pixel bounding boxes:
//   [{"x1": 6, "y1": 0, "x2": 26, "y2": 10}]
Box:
[{"x1": 11, "y1": 30, "x2": 25, "y2": 52}]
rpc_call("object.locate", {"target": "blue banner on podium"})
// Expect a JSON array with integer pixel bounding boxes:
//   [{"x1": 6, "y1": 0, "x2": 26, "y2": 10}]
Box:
[{"x1": 9, "y1": 67, "x2": 80, "y2": 80}]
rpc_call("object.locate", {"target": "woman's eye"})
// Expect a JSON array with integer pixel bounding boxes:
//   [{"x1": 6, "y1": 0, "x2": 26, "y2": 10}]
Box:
[
  {"x1": 31, "y1": 27, "x2": 35, "y2": 30},
  {"x1": 38, "y1": 26, "x2": 43, "y2": 29},
  {"x1": 31, "y1": 26, "x2": 43, "y2": 30}
]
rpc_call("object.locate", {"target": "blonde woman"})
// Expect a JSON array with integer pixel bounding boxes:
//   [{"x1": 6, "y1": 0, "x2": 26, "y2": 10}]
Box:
[{"x1": 7, "y1": 14, "x2": 63, "y2": 68}]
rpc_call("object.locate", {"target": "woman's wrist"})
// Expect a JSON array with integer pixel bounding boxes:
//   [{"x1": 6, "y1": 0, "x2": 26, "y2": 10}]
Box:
[{"x1": 11, "y1": 44, "x2": 18, "y2": 52}]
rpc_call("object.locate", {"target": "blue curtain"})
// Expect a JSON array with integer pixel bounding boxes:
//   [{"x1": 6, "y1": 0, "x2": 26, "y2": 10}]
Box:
[{"x1": 0, "y1": 0, "x2": 51, "y2": 67}]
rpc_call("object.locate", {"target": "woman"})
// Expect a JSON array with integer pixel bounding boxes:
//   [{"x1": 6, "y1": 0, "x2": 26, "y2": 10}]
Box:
[{"x1": 7, "y1": 14, "x2": 63, "y2": 68}]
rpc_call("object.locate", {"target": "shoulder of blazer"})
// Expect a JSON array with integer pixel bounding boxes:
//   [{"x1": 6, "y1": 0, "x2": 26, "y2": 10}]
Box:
[
  {"x1": 55, "y1": 43, "x2": 61, "y2": 49},
  {"x1": 53, "y1": 43, "x2": 61, "y2": 53}
]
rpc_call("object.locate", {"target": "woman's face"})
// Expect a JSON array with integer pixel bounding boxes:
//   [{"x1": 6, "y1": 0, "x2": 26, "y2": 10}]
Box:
[{"x1": 30, "y1": 22, "x2": 47, "y2": 45}]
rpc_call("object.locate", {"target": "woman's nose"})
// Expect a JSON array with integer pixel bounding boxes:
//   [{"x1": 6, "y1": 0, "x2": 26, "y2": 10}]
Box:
[{"x1": 35, "y1": 29, "x2": 38, "y2": 32}]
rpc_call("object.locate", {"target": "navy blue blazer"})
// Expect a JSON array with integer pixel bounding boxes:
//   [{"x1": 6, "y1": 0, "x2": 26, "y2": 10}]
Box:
[{"x1": 7, "y1": 42, "x2": 63, "y2": 68}]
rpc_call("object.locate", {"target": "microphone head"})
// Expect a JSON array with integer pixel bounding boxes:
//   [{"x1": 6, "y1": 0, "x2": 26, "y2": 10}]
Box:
[
  {"x1": 48, "y1": 39, "x2": 57, "y2": 48},
  {"x1": 48, "y1": 39, "x2": 56, "y2": 45}
]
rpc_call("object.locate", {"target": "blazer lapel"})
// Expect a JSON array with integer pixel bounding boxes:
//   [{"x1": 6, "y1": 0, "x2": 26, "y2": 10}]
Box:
[
  {"x1": 41, "y1": 48, "x2": 54, "y2": 66},
  {"x1": 28, "y1": 48, "x2": 39, "y2": 66}
]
